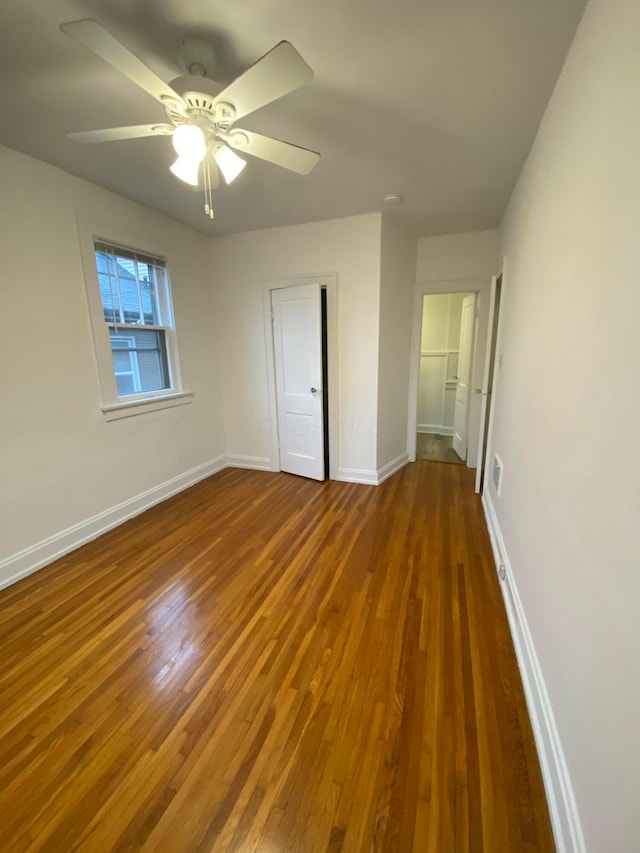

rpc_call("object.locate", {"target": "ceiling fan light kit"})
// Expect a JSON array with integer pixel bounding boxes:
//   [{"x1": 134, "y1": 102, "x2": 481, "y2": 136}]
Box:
[
  {"x1": 214, "y1": 145, "x2": 246, "y2": 185},
  {"x1": 169, "y1": 153, "x2": 201, "y2": 186},
  {"x1": 170, "y1": 124, "x2": 207, "y2": 186},
  {"x1": 60, "y1": 19, "x2": 320, "y2": 221}
]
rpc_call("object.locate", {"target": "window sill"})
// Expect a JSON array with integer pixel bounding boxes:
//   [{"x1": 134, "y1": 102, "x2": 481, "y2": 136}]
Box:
[{"x1": 101, "y1": 391, "x2": 194, "y2": 422}]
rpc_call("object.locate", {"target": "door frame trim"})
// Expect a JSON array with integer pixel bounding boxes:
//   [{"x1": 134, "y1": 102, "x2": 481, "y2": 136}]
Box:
[
  {"x1": 407, "y1": 278, "x2": 486, "y2": 464},
  {"x1": 452, "y1": 293, "x2": 478, "y2": 462},
  {"x1": 262, "y1": 273, "x2": 339, "y2": 481},
  {"x1": 475, "y1": 256, "x2": 508, "y2": 493}
]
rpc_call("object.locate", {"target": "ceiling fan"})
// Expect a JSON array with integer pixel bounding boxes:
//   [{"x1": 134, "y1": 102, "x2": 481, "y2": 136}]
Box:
[{"x1": 60, "y1": 19, "x2": 320, "y2": 218}]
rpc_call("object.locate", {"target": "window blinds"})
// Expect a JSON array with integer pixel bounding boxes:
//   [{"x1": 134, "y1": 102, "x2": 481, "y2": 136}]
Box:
[{"x1": 93, "y1": 239, "x2": 166, "y2": 269}]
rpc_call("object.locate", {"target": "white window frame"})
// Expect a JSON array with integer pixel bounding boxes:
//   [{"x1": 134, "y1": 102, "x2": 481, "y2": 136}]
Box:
[
  {"x1": 110, "y1": 334, "x2": 142, "y2": 395},
  {"x1": 78, "y1": 218, "x2": 192, "y2": 421}
]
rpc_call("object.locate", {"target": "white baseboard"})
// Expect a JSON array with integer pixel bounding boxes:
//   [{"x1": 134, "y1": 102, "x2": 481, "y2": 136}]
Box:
[
  {"x1": 377, "y1": 452, "x2": 409, "y2": 484},
  {"x1": 337, "y1": 466, "x2": 378, "y2": 485},
  {"x1": 0, "y1": 455, "x2": 228, "y2": 593},
  {"x1": 482, "y1": 492, "x2": 586, "y2": 853},
  {"x1": 339, "y1": 453, "x2": 409, "y2": 486},
  {"x1": 417, "y1": 424, "x2": 454, "y2": 435},
  {"x1": 226, "y1": 454, "x2": 277, "y2": 472},
  {"x1": 0, "y1": 449, "x2": 404, "y2": 593}
]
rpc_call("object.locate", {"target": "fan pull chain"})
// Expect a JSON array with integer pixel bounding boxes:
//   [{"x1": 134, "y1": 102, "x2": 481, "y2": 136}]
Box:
[
  {"x1": 204, "y1": 159, "x2": 214, "y2": 219},
  {"x1": 208, "y1": 159, "x2": 214, "y2": 219},
  {"x1": 204, "y1": 158, "x2": 210, "y2": 216}
]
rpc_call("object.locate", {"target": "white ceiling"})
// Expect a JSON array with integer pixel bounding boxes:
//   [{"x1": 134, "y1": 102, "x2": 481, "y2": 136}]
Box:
[{"x1": 0, "y1": 0, "x2": 586, "y2": 236}]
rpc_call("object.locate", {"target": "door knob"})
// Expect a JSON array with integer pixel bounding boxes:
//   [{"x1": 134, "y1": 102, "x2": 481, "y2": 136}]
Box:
[
  {"x1": 474, "y1": 388, "x2": 482, "y2": 395},
  {"x1": 310, "y1": 387, "x2": 318, "y2": 394}
]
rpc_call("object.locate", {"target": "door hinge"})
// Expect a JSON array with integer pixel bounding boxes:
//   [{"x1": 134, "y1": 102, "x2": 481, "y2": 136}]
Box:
[{"x1": 269, "y1": 307, "x2": 274, "y2": 322}]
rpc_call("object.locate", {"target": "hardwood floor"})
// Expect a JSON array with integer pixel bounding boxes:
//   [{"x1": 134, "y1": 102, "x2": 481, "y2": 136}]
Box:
[{"x1": 0, "y1": 464, "x2": 553, "y2": 852}]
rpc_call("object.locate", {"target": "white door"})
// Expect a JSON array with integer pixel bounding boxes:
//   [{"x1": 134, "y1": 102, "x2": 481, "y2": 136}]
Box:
[
  {"x1": 452, "y1": 294, "x2": 475, "y2": 460},
  {"x1": 272, "y1": 283, "x2": 325, "y2": 480},
  {"x1": 475, "y1": 275, "x2": 502, "y2": 492}
]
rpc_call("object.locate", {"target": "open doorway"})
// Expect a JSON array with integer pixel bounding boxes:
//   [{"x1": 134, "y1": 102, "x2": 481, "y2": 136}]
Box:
[{"x1": 416, "y1": 292, "x2": 476, "y2": 464}]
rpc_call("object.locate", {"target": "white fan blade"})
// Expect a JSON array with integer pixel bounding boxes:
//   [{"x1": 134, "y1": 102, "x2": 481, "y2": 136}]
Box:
[
  {"x1": 66, "y1": 124, "x2": 174, "y2": 143},
  {"x1": 60, "y1": 19, "x2": 184, "y2": 106},
  {"x1": 214, "y1": 41, "x2": 313, "y2": 122},
  {"x1": 221, "y1": 129, "x2": 320, "y2": 175}
]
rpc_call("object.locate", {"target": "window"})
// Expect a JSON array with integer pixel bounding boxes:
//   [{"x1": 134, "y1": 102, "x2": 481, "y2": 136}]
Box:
[
  {"x1": 79, "y1": 222, "x2": 191, "y2": 420},
  {"x1": 95, "y1": 241, "x2": 173, "y2": 397}
]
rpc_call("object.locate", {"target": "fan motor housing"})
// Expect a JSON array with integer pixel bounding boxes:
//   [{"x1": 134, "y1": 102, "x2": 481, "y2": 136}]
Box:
[{"x1": 162, "y1": 92, "x2": 236, "y2": 133}]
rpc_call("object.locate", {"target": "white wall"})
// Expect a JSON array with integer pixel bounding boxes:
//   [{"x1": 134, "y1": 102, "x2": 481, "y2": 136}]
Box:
[
  {"x1": 489, "y1": 0, "x2": 640, "y2": 849},
  {"x1": 416, "y1": 229, "x2": 498, "y2": 283},
  {"x1": 0, "y1": 146, "x2": 225, "y2": 581},
  {"x1": 376, "y1": 215, "x2": 416, "y2": 470},
  {"x1": 208, "y1": 213, "x2": 383, "y2": 477},
  {"x1": 414, "y1": 229, "x2": 498, "y2": 467}
]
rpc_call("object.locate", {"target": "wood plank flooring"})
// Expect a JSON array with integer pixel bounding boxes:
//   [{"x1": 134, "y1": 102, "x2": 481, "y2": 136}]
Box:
[{"x1": 0, "y1": 463, "x2": 554, "y2": 852}]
